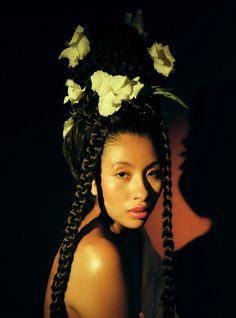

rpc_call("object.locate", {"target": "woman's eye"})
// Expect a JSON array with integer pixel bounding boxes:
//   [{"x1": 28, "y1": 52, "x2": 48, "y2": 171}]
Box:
[
  {"x1": 116, "y1": 172, "x2": 128, "y2": 178},
  {"x1": 147, "y1": 170, "x2": 162, "y2": 179}
]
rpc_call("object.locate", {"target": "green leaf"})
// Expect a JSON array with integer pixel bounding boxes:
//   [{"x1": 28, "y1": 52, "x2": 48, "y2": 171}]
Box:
[{"x1": 142, "y1": 85, "x2": 189, "y2": 109}]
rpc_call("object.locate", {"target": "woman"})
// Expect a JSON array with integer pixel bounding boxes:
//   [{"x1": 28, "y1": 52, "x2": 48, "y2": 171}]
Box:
[{"x1": 44, "y1": 13, "x2": 186, "y2": 318}]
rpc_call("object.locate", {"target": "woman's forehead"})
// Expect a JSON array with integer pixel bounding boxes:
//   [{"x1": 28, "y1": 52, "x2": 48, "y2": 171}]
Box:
[{"x1": 102, "y1": 133, "x2": 161, "y2": 163}]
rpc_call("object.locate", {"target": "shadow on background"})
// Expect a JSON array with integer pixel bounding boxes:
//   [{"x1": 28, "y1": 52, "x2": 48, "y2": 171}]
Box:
[{"x1": 173, "y1": 79, "x2": 236, "y2": 317}]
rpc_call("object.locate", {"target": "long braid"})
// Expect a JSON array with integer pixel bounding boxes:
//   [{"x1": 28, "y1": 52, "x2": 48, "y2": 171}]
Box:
[
  {"x1": 50, "y1": 115, "x2": 109, "y2": 317},
  {"x1": 160, "y1": 115, "x2": 175, "y2": 318}
]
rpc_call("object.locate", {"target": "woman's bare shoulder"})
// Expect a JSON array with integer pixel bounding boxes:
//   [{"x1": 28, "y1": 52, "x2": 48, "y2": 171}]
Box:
[
  {"x1": 75, "y1": 227, "x2": 121, "y2": 263},
  {"x1": 44, "y1": 227, "x2": 132, "y2": 318},
  {"x1": 65, "y1": 228, "x2": 130, "y2": 317}
]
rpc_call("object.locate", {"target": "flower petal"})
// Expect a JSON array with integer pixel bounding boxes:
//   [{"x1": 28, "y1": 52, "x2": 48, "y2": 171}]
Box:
[
  {"x1": 63, "y1": 116, "x2": 74, "y2": 139},
  {"x1": 58, "y1": 24, "x2": 90, "y2": 68},
  {"x1": 98, "y1": 91, "x2": 122, "y2": 116},
  {"x1": 124, "y1": 9, "x2": 148, "y2": 38},
  {"x1": 110, "y1": 75, "x2": 128, "y2": 93},
  {"x1": 130, "y1": 81, "x2": 144, "y2": 98},
  {"x1": 75, "y1": 35, "x2": 90, "y2": 59},
  {"x1": 116, "y1": 83, "x2": 133, "y2": 101},
  {"x1": 91, "y1": 71, "x2": 111, "y2": 96},
  {"x1": 64, "y1": 79, "x2": 85, "y2": 104},
  {"x1": 148, "y1": 42, "x2": 175, "y2": 77},
  {"x1": 59, "y1": 47, "x2": 80, "y2": 68},
  {"x1": 152, "y1": 61, "x2": 173, "y2": 77},
  {"x1": 91, "y1": 70, "x2": 144, "y2": 117},
  {"x1": 68, "y1": 25, "x2": 85, "y2": 45}
]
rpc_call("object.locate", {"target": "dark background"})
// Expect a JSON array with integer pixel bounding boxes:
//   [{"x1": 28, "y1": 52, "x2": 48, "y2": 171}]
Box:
[{"x1": 1, "y1": 1, "x2": 236, "y2": 317}]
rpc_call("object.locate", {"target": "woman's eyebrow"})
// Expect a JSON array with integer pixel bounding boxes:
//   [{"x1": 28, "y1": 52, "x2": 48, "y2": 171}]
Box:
[
  {"x1": 112, "y1": 161, "x2": 133, "y2": 168},
  {"x1": 112, "y1": 161, "x2": 161, "y2": 168}
]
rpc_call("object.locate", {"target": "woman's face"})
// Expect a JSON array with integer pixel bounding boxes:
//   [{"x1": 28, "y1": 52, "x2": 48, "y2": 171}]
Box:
[{"x1": 96, "y1": 133, "x2": 162, "y2": 234}]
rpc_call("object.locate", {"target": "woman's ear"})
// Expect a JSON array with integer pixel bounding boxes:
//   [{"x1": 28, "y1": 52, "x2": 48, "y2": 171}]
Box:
[{"x1": 91, "y1": 179, "x2": 97, "y2": 196}]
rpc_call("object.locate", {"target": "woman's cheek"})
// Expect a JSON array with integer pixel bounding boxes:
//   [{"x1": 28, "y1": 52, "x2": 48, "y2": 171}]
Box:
[
  {"x1": 149, "y1": 178, "x2": 162, "y2": 193},
  {"x1": 102, "y1": 176, "x2": 123, "y2": 192},
  {"x1": 155, "y1": 179, "x2": 163, "y2": 193}
]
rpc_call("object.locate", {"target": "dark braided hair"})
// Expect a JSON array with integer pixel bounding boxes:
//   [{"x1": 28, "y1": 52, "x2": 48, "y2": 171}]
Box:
[
  {"x1": 160, "y1": 116, "x2": 175, "y2": 317},
  {"x1": 50, "y1": 111, "x2": 110, "y2": 317},
  {"x1": 50, "y1": 18, "x2": 177, "y2": 318}
]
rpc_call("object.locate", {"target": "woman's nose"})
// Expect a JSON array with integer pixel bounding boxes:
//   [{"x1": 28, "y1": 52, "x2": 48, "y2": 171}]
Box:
[{"x1": 132, "y1": 175, "x2": 148, "y2": 201}]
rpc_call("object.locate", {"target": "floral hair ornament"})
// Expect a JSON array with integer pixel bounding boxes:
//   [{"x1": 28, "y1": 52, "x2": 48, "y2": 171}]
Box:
[
  {"x1": 148, "y1": 42, "x2": 176, "y2": 77},
  {"x1": 63, "y1": 79, "x2": 86, "y2": 105},
  {"x1": 62, "y1": 71, "x2": 144, "y2": 138},
  {"x1": 61, "y1": 17, "x2": 188, "y2": 139},
  {"x1": 91, "y1": 70, "x2": 144, "y2": 117},
  {"x1": 62, "y1": 79, "x2": 86, "y2": 139},
  {"x1": 124, "y1": 10, "x2": 175, "y2": 78},
  {"x1": 124, "y1": 9, "x2": 148, "y2": 39},
  {"x1": 58, "y1": 25, "x2": 90, "y2": 68},
  {"x1": 63, "y1": 116, "x2": 74, "y2": 139}
]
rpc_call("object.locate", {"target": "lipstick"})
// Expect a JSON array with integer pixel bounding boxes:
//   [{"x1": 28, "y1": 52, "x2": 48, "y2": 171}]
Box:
[
  {"x1": 127, "y1": 205, "x2": 149, "y2": 219},
  {"x1": 128, "y1": 211, "x2": 148, "y2": 219}
]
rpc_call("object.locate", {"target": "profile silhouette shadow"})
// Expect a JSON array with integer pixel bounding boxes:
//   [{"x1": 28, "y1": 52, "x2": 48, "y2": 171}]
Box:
[{"x1": 173, "y1": 79, "x2": 235, "y2": 318}]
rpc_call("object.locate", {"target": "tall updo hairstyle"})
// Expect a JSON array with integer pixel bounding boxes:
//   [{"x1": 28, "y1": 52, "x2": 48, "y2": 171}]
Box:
[{"x1": 50, "y1": 18, "x2": 176, "y2": 318}]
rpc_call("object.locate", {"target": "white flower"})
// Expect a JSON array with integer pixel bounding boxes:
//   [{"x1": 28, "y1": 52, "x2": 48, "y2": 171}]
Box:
[
  {"x1": 91, "y1": 70, "x2": 144, "y2": 117},
  {"x1": 64, "y1": 79, "x2": 85, "y2": 105},
  {"x1": 58, "y1": 25, "x2": 90, "y2": 68},
  {"x1": 124, "y1": 9, "x2": 148, "y2": 38},
  {"x1": 148, "y1": 42, "x2": 175, "y2": 77},
  {"x1": 63, "y1": 116, "x2": 74, "y2": 139}
]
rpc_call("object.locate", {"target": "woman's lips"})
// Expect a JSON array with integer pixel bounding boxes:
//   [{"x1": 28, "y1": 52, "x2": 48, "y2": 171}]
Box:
[
  {"x1": 128, "y1": 205, "x2": 149, "y2": 212},
  {"x1": 127, "y1": 206, "x2": 149, "y2": 219},
  {"x1": 128, "y1": 211, "x2": 148, "y2": 219}
]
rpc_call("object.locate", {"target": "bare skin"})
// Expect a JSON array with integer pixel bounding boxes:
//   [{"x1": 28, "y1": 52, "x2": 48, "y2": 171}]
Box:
[
  {"x1": 44, "y1": 134, "x2": 162, "y2": 318},
  {"x1": 44, "y1": 214, "x2": 143, "y2": 317}
]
